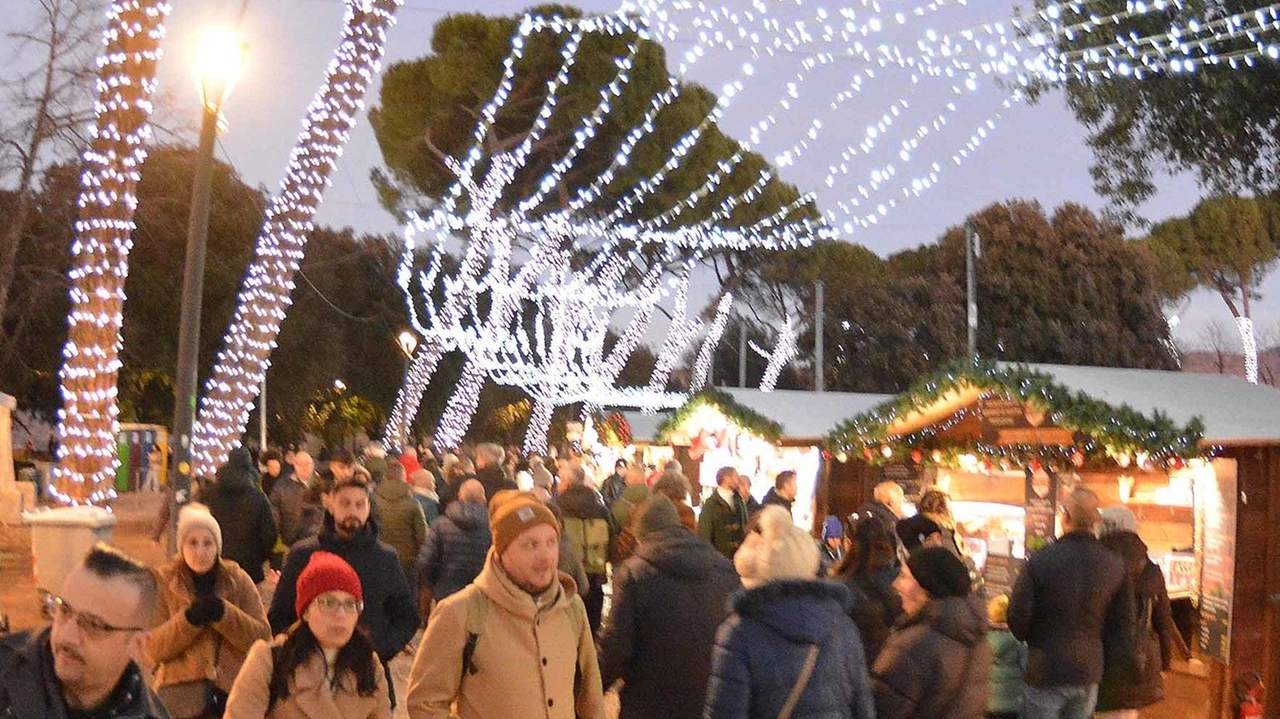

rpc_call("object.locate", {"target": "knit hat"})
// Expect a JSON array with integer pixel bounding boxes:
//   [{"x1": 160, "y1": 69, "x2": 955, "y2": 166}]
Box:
[
  {"x1": 295, "y1": 551, "x2": 363, "y2": 617},
  {"x1": 489, "y1": 490, "x2": 560, "y2": 556},
  {"x1": 1099, "y1": 506, "x2": 1139, "y2": 536},
  {"x1": 906, "y1": 546, "x2": 971, "y2": 599},
  {"x1": 734, "y1": 505, "x2": 820, "y2": 589},
  {"x1": 635, "y1": 495, "x2": 682, "y2": 537},
  {"x1": 177, "y1": 503, "x2": 222, "y2": 555},
  {"x1": 822, "y1": 515, "x2": 844, "y2": 540}
]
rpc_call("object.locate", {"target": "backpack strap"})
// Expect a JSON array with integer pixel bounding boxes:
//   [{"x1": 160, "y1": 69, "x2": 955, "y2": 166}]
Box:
[{"x1": 460, "y1": 590, "x2": 489, "y2": 676}]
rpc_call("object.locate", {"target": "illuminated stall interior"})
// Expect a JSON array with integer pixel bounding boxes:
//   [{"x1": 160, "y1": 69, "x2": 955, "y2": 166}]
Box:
[
  {"x1": 628, "y1": 386, "x2": 888, "y2": 532},
  {"x1": 827, "y1": 359, "x2": 1280, "y2": 711}
]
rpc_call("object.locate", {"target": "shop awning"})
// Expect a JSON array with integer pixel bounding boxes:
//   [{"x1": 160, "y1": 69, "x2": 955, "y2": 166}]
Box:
[
  {"x1": 624, "y1": 386, "x2": 891, "y2": 445},
  {"x1": 825, "y1": 359, "x2": 1237, "y2": 464},
  {"x1": 1013, "y1": 363, "x2": 1280, "y2": 447}
]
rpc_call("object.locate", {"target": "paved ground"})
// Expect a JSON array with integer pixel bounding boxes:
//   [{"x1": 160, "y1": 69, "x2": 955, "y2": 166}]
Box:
[{"x1": 0, "y1": 491, "x2": 1204, "y2": 718}]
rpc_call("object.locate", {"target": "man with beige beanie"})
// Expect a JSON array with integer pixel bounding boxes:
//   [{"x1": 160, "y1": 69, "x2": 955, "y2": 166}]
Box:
[{"x1": 406, "y1": 490, "x2": 605, "y2": 719}]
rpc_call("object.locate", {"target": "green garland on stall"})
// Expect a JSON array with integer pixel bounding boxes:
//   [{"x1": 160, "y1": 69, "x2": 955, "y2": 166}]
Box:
[
  {"x1": 825, "y1": 358, "x2": 1205, "y2": 465},
  {"x1": 655, "y1": 387, "x2": 784, "y2": 444}
]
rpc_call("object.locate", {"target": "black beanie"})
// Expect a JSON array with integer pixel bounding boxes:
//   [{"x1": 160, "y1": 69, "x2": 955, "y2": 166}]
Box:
[{"x1": 906, "y1": 546, "x2": 971, "y2": 599}]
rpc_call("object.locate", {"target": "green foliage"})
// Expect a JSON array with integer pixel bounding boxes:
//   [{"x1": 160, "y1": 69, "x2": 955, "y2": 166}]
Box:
[
  {"x1": 733, "y1": 201, "x2": 1175, "y2": 394},
  {"x1": 1042, "y1": 0, "x2": 1280, "y2": 216},
  {"x1": 655, "y1": 386, "x2": 783, "y2": 444},
  {"x1": 302, "y1": 386, "x2": 385, "y2": 450},
  {"x1": 368, "y1": 6, "x2": 814, "y2": 229},
  {"x1": 825, "y1": 357, "x2": 1205, "y2": 463},
  {"x1": 1143, "y1": 194, "x2": 1280, "y2": 316}
]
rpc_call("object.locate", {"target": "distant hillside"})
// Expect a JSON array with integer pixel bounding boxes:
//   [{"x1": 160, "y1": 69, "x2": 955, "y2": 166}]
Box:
[{"x1": 1180, "y1": 346, "x2": 1280, "y2": 386}]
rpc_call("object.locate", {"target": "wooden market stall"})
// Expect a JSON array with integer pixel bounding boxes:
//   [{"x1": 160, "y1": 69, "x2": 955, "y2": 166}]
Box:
[
  {"x1": 622, "y1": 386, "x2": 888, "y2": 532},
  {"x1": 825, "y1": 360, "x2": 1280, "y2": 719}
]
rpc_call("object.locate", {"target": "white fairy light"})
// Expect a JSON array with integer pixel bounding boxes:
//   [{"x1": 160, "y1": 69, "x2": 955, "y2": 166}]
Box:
[
  {"x1": 191, "y1": 0, "x2": 402, "y2": 476},
  {"x1": 51, "y1": 0, "x2": 171, "y2": 506}
]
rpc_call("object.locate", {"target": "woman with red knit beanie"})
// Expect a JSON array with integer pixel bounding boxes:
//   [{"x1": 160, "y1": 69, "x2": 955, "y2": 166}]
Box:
[{"x1": 225, "y1": 552, "x2": 390, "y2": 718}]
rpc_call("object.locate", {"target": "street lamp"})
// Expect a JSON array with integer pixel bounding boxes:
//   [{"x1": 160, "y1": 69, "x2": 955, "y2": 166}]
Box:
[
  {"x1": 169, "y1": 29, "x2": 245, "y2": 550},
  {"x1": 397, "y1": 329, "x2": 418, "y2": 358}
]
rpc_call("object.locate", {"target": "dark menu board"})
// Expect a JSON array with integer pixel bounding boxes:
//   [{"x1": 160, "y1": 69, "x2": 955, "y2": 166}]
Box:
[
  {"x1": 1024, "y1": 467, "x2": 1058, "y2": 554},
  {"x1": 1195, "y1": 460, "x2": 1236, "y2": 663},
  {"x1": 881, "y1": 464, "x2": 934, "y2": 502},
  {"x1": 983, "y1": 554, "x2": 1025, "y2": 600}
]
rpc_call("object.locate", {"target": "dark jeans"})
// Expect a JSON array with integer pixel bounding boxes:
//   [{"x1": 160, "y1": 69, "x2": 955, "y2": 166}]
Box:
[{"x1": 584, "y1": 573, "x2": 606, "y2": 635}]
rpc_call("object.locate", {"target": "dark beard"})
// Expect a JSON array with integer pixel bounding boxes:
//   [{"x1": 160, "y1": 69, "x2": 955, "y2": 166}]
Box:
[{"x1": 336, "y1": 518, "x2": 365, "y2": 539}]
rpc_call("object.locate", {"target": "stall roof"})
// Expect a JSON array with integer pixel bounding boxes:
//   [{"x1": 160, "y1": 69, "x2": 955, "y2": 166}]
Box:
[
  {"x1": 1013, "y1": 363, "x2": 1280, "y2": 446},
  {"x1": 619, "y1": 388, "x2": 890, "y2": 444}
]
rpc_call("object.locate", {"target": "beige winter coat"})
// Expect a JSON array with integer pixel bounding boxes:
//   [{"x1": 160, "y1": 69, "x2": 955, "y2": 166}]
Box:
[
  {"x1": 405, "y1": 550, "x2": 605, "y2": 719},
  {"x1": 147, "y1": 556, "x2": 272, "y2": 712},
  {"x1": 224, "y1": 635, "x2": 391, "y2": 719}
]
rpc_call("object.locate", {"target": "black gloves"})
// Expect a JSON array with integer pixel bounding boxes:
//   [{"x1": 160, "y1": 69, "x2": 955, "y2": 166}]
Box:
[{"x1": 185, "y1": 595, "x2": 226, "y2": 626}]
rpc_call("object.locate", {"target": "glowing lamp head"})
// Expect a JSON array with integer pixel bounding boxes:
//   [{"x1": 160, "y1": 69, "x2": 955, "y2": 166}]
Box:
[
  {"x1": 194, "y1": 29, "x2": 246, "y2": 113},
  {"x1": 397, "y1": 330, "x2": 418, "y2": 358}
]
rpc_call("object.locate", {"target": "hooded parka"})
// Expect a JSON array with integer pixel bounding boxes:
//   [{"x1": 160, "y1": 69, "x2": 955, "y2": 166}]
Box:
[
  {"x1": 599, "y1": 526, "x2": 739, "y2": 719},
  {"x1": 704, "y1": 580, "x2": 877, "y2": 719},
  {"x1": 405, "y1": 550, "x2": 606, "y2": 719},
  {"x1": 373, "y1": 476, "x2": 427, "y2": 577}
]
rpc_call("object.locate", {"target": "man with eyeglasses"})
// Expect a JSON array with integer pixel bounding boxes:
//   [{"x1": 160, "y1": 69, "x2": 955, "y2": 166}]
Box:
[{"x1": 0, "y1": 543, "x2": 169, "y2": 718}]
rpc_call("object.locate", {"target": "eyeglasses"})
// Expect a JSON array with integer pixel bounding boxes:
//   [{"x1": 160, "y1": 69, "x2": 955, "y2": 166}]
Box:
[
  {"x1": 312, "y1": 595, "x2": 363, "y2": 616},
  {"x1": 41, "y1": 592, "x2": 145, "y2": 639}
]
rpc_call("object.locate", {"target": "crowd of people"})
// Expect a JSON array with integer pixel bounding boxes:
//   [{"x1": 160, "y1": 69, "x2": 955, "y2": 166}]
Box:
[{"x1": 0, "y1": 441, "x2": 1177, "y2": 719}]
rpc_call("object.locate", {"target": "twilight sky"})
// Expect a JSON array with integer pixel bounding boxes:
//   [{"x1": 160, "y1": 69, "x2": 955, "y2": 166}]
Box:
[{"x1": 24, "y1": 0, "x2": 1280, "y2": 348}]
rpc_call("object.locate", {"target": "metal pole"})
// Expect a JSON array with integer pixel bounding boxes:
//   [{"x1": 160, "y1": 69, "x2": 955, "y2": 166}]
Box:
[
  {"x1": 169, "y1": 104, "x2": 219, "y2": 553},
  {"x1": 738, "y1": 319, "x2": 747, "y2": 387},
  {"x1": 966, "y1": 225, "x2": 980, "y2": 358},
  {"x1": 814, "y1": 280, "x2": 825, "y2": 391}
]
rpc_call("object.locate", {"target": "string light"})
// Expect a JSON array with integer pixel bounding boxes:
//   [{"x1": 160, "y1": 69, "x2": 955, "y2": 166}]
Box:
[
  {"x1": 757, "y1": 315, "x2": 799, "y2": 392},
  {"x1": 191, "y1": 0, "x2": 402, "y2": 477},
  {"x1": 51, "y1": 0, "x2": 171, "y2": 506}
]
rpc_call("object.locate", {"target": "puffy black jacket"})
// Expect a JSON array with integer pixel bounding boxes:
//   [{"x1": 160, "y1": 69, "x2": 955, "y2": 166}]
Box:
[
  {"x1": 204, "y1": 453, "x2": 277, "y2": 584},
  {"x1": 599, "y1": 526, "x2": 740, "y2": 719},
  {"x1": 268, "y1": 512, "x2": 420, "y2": 662},
  {"x1": 475, "y1": 464, "x2": 516, "y2": 503},
  {"x1": 1008, "y1": 531, "x2": 1135, "y2": 687},
  {"x1": 417, "y1": 500, "x2": 492, "y2": 601},
  {"x1": 871, "y1": 596, "x2": 992, "y2": 719},
  {"x1": 704, "y1": 580, "x2": 876, "y2": 719},
  {"x1": 1095, "y1": 531, "x2": 1176, "y2": 711}
]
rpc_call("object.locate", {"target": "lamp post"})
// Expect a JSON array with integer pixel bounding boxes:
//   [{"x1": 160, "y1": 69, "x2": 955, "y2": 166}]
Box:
[
  {"x1": 393, "y1": 330, "x2": 418, "y2": 449},
  {"x1": 169, "y1": 30, "x2": 244, "y2": 550}
]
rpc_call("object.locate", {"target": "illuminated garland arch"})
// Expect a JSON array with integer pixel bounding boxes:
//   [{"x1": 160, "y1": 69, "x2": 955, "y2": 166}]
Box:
[
  {"x1": 655, "y1": 386, "x2": 784, "y2": 445},
  {"x1": 51, "y1": 0, "x2": 172, "y2": 505},
  {"x1": 824, "y1": 358, "x2": 1206, "y2": 468}
]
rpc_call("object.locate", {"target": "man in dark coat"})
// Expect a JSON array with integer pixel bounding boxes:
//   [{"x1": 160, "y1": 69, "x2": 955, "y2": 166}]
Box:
[
  {"x1": 600, "y1": 496, "x2": 740, "y2": 719},
  {"x1": 269, "y1": 449, "x2": 325, "y2": 547},
  {"x1": 760, "y1": 469, "x2": 797, "y2": 513},
  {"x1": 1009, "y1": 488, "x2": 1135, "y2": 719},
  {"x1": 473, "y1": 442, "x2": 516, "y2": 500},
  {"x1": 203, "y1": 446, "x2": 278, "y2": 584},
  {"x1": 0, "y1": 544, "x2": 169, "y2": 719},
  {"x1": 698, "y1": 466, "x2": 749, "y2": 561},
  {"x1": 417, "y1": 479, "x2": 492, "y2": 602},
  {"x1": 269, "y1": 473, "x2": 420, "y2": 704},
  {"x1": 600, "y1": 459, "x2": 628, "y2": 507},
  {"x1": 854, "y1": 480, "x2": 908, "y2": 562}
]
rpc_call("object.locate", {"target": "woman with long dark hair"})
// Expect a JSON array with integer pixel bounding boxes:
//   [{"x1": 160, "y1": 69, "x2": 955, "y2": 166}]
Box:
[
  {"x1": 225, "y1": 552, "x2": 389, "y2": 719},
  {"x1": 830, "y1": 513, "x2": 903, "y2": 664}
]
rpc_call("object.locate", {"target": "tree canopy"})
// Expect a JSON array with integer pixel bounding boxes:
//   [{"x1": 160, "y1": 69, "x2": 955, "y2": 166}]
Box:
[
  {"x1": 368, "y1": 4, "x2": 814, "y2": 229},
  {"x1": 1045, "y1": 0, "x2": 1280, "y2": 218}
]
